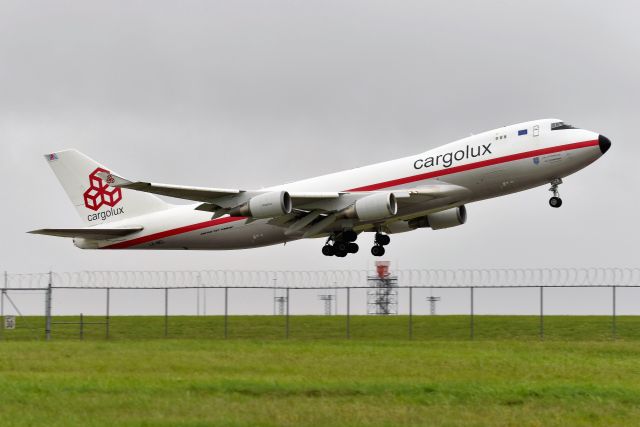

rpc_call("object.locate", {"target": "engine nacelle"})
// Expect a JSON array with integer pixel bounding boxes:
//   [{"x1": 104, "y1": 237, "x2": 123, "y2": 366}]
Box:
[
  {"x1": 408, "y1": 205, "x2": 467, "y2": 230},
  {"x1": 230, "y1": 191, "x2": 292, "y2": 218},
  {"x1": 342, "y1": 193, "x2": 397, "y2": 221}
]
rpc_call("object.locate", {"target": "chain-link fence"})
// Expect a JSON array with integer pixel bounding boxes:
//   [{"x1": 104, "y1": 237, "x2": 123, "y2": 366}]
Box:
[{"x1": 2, "y1": 268, "x2": 640, "y2": 341}]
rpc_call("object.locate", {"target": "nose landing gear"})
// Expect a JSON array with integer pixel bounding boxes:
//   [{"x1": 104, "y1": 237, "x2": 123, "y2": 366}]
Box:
[
  {"x1": 371, "y1": 232, "x2": 390, "y2": 257},
  {"x1": 548, "y1": 178, "x2": 563, "y2": 208}
]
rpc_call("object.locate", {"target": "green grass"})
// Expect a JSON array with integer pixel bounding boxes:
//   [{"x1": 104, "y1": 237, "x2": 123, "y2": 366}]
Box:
[
  {"x1": 0, "y1": 314, "x2": 633, "y2": 341},
  {"x1": 2, "y1": 316, "x2": 640, "y2": 426}
]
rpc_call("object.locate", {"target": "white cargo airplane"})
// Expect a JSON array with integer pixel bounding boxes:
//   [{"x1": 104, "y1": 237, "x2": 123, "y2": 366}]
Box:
[{"x1": 30, "y1": 119, "x2": 611, "y2": 257}]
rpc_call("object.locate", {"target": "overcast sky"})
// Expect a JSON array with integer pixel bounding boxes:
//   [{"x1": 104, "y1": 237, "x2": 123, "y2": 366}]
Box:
[{"x1": 1, "y1": 1, "x2": 638, "y2": 315}]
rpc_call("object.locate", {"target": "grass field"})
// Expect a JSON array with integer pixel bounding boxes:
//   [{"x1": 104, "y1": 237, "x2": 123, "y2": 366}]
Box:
[
  {"x1": 1, "y1": 314, "x2": 635, "y2": 341},
  {"x1": 1, "y1": 316, "x2": 640, "y2": 426}
]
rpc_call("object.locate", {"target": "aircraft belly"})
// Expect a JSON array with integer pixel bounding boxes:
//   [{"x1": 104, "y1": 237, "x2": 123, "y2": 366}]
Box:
[{"x1": 152, "y1": 220, "x2": 289, "y2": 250}]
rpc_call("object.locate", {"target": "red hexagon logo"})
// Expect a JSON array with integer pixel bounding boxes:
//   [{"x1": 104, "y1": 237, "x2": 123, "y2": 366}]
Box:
[{"x1": 83, "y1": 168, "x2": 123, "y2": 211}]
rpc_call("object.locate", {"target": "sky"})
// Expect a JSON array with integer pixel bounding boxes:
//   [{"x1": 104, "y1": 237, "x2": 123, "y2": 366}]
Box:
[{"x1": 1, "y1": 1, "x2": 638, "y2": 315}]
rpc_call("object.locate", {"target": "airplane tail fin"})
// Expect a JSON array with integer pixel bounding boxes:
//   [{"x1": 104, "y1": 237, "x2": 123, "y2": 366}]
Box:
[{"x1": 45, "y1": 150, "x2": 170, "y2": 225}]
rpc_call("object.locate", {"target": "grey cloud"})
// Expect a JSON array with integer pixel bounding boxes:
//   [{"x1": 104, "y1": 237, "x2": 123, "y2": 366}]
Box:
[{"x1": 1, "y1": 0, "x2": 638, "y2": 278}]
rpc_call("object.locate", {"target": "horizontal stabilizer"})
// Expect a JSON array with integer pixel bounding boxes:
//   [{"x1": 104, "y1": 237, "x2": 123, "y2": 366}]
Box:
[{"x1": 28, "y1": 227, "x2": 143, "y2": 240}]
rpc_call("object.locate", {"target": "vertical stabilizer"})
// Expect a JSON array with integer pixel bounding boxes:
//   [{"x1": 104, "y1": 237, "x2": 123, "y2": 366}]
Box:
[{"x1": 45, "y1": 150, "x2": 169, "y2": 225}]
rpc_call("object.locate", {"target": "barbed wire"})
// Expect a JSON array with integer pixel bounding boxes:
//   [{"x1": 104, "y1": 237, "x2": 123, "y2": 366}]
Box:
[{"x1": 3, "y1": 268, "x2": 640, "y2": 289}]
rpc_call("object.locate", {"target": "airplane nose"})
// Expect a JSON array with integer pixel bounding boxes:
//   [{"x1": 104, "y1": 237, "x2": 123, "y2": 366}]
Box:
[{"x1": 599, "y1": 134, "x2": 611, "y2": 154}]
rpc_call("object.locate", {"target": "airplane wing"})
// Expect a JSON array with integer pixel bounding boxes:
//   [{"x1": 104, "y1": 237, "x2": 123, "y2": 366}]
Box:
[
  {"x1": 28, "y1": 227, "x2": 143, "y2": 240},
  {"x1": 292, "y1": 183, "x2": 471, "y2": 237},
  {"x1": 96, "y1": 172, "x2": 242, "y2": 204},
  {"x1": 97, "y1": 171, "x2": 342, "y2": 208},
  {"x1": 392, "y1": 184, "x2": 471, "y2": 207},
  {"x1": 97, "y1": 171, "x2": 470, "y2": 236}
]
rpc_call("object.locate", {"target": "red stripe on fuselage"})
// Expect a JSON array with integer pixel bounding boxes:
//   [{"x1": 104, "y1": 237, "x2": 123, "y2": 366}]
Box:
[
  {"x1": 103, "y1": 139, "x2": 599, "y2": 249},
  {"x1": 348, "y1": 139, "x2": 599, "y2": 191}
]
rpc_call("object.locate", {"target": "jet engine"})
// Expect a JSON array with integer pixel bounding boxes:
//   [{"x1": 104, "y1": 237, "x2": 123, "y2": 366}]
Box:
[
  {"x1": 342, "y1": 193, "x2": 397, "y2": 221},
  {"x1": 230, "y1": 191, "x2": 292, "y2": 218},
  {"x1": 407, "y1": 205, "x2": 467, "y2": 230}
]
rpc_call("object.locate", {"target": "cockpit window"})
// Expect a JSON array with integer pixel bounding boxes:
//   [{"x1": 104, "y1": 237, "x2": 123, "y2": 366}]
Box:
[{"x1": 551, "y1": 121, "x2": 578, "y2": 130}]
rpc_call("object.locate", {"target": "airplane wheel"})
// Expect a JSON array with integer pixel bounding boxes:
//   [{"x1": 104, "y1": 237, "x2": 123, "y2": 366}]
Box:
[
  {"x1": 376, "y1": 234, "x2": 390, "y2": 246},
  {"x1": 342, "y1": 230, "x2": 358, "y2": 242},
  {"x1": 371, "y1": 245, "x2": 385, "y2": 257},
  {"x1": 549, "y1": 197, "x2": 563, "y2": 208},
  {"x1": 334, "y1": 250, "x2": 348, "y2": 258},
  {"x1": 334, "y1": 241, "x2": 349, "y2": 252},
  {"x1": 347, "y1": 243, "x2": 359, "y2": 254},
  {"x1": 322, "y1": 245, "x2": 335, "y2": 256}
]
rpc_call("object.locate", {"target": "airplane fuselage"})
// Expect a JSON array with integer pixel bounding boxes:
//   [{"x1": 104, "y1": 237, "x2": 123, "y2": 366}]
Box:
[{"x1": 67, "y1": 118, "x2": 610, "y2": 252}]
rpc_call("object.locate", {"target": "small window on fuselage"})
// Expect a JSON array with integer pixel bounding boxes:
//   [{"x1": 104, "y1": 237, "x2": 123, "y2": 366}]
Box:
[{"x1": 551, "y1": 122, "x2": 578, "y2": 131}]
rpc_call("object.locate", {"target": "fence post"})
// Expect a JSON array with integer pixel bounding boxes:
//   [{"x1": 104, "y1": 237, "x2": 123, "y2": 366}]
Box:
[
  {"x1": 164, "y1": 288, "x2": 168, "y2": 338},
  {"x1": 45, "y1": 271, "x2": 52, "y2": 341},
  {"x1": 106, "y1": 288, "x2": 110, "y2": 340},
  {"x1": 285, "y1": 288, "x2": 290, "y2": 339},
  {"x1": 1, "y1": 271, "x2": 5, "y2": 341},
  {"x1": 224, "y1": 287, "x2": 228, "y2": 339},
  {"x1": 196, "y1": 288, "x2": 200, "y2": 316},
  {"x1": 80, "y1": 313, "x2": 84, "y2": 340},
  {"x1": 409, "y1": 287, "x2": 413, "y2": 340},
  {"x1": 539, "y1": 286, "x2": 544, "y2": 340},
  {"x1": 612, "y1": 285, "x2": 617, "y2": 340},
  {"x1": 197, "y1": 273, "x2": 201, "y2": 316},
  {"x1": 470, "y1": 287, "x2": 474, "y2": 340},
  {"x1": 346, "y1": 287, "x2": 350, "y2": 339},
  {"x1": 2, "y1": 271, "x2": 5, "y2": 317}
]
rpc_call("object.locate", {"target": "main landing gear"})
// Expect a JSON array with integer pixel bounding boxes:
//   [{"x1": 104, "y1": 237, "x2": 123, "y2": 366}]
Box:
[
  {"x1": 548, "y1": 178, "x2": 563, "y2": 208},
  {"x1": 371, "y1": 232, "x2": 390, "y2": 257},
  {"x1": 321, "y1": 230, "x2": 391, "y2": 257},
  {"x1": 321, "y1": 230, "x2": 359, "y2": 257}
]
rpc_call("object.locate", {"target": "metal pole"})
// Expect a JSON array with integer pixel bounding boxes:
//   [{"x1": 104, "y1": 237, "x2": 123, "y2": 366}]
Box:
[
  {"x1": 539, "y1": 286, "x2": 544, "y2": 340},
  {"x1": 164, "y1": 288, "x2": 168, "y2": 338},
  {"x1": 612, "y1": 285, "x2": 617, "y2": 340},
  {"x1": 1, "y1": 271, "x2": 5, "y2": 341},
  {"x1": 2, "y1": 271, "x2": 6, "y2": 317},
  {"x1": 470, "y1": 287, "x2": 474, "y2": 340},
  {"x1": 80, "y1": 313, "x2": 84, "y2": 340},
  {"x1": 285, "y1": 288, "x2": 290, "y2": 339},
  {"x1": 45, "y1": 271, "x2": 52, "y2": 341},
  {"x1": 196, "y1": 288, "x2": 200, "y2": 316},
  {"x1": 409, "y1": 287, "x2": 413, "y2": 340},
  {"x1": 106, "y1": 288, "x2": 110, "y2": 340},
  {"x1": 224, "y1": 287, "x2": 228, "y2": 339},
  {"x1": 203, "y1": 288, "x2": 207, "y2": 316},
  {"x1": 346, "y1": 287, "x2": 350, "y2": 339}
]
